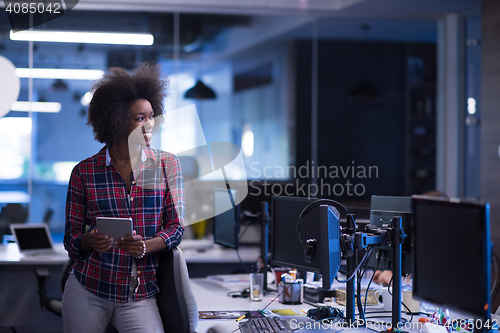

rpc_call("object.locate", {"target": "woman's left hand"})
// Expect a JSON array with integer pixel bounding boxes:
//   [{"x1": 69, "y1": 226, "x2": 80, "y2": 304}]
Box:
[{"x1": 114, "y1": 231, "x2": 144, "y2": 257}]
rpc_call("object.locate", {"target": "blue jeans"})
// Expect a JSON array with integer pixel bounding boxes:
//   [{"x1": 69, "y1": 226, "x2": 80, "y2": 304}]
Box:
[{"x1": 62, "y1": 274, "x2": 164, "y2": 333}]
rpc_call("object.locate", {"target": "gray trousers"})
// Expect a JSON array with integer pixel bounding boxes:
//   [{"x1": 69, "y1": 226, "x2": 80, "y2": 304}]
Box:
[{"x1": 62, "y1": 274, "x2": 164, "y2": 333}]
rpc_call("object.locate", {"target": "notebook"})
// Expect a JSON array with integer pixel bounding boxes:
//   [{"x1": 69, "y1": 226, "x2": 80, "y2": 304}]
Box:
[{"x1": 10, "y1": 223, "x2": 58, "y2": 256}]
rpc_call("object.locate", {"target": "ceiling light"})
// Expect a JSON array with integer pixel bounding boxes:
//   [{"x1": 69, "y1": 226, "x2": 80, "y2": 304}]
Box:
[
  {"x1": 0, "y1": 117, "x2": 32, "y2": 133},
  {"x1": 11, "y1": 101, "x2": 61, "y2": 113},
  {"x1": 10, "y1": 30, "x2": 154, "y2": 46},
  {"x1": 467, "y1": 97, "x2": 476, "y2": 114},
  {"x1": 16, "y1": 68, "x2": 104, "y2": 80},
  {"x1": 184, "y1": 80, "x2": 216, "y2": 99}
]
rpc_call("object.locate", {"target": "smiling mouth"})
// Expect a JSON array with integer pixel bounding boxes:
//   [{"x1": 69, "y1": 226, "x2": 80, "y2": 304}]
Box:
[{"x1": 142, "y1": 131, "x2": 152, "y2": 144}]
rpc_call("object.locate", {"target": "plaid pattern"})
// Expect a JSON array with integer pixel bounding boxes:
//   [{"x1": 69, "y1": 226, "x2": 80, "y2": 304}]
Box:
[{"x1": 64, "y1": 146, "x2": 184, "y2": 303}]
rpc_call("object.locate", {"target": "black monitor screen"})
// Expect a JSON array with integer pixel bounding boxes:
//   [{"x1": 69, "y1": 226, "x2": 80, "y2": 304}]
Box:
[
  {"x1": 271, "y1": 196, "x2": 342, "y2": 290},
  {"x1": 14, "y1": 227, "x2": 52, "y2": 250},
  {"x1": 271, "y1": 196, "x2": 321, "y2": 273},
  {"x1": 412, "y1": 196, "x2": 491, "y2": 320},
  {"x1": 213, "y1": 189, "x2": 240, "y2": 250}
]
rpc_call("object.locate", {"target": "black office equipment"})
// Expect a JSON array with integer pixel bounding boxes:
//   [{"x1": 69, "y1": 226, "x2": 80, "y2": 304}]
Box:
[
  {"x1": 270, "y1": 196, "x2": 341, "y2": 291},
  {"x1": 366, "y1": 195, "x2": 412, "y2": 274},
  {"x1": 10, "y1": 223, "x2": 57, "y2": 255},
  {"x1": 318, "y1": 205, "x2": 342, "y2": 291},
  {"x1": 271, "y1": 195, "x2": 406, "y2": 329},
  {"x1": 307, "y1": 306, "x2": 344, "y2": 322},
  {"x1": 238, "y1": 317, "x2": 292, "y2": 333},
  {"x1": 412, "y1": 196, "x2": 491, "y2": 330},
  {"x1": 229, "y1": 199, "x2": 271, "y2": 291},
  {"x1": 271, "y1": 196, "x2": 321, "y2": 273},
  {"x1": 213, "y1": 188, "x2": 240, "y2": 250}
]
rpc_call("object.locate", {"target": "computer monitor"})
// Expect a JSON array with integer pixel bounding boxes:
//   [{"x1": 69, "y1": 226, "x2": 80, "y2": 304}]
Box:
[
  {"x1": 366, "y1": 195, "x2": 412, "y2": 274},
  {"x1": 270, "y1": 196, "x2": 341, "y2": 290},
  {"x1": 213, "y1": 188, "x2": 240, "y2": 250},
  {"x1": 319, "y1": 204, "x2": 342, "y2": 291},
  {"x1": 412, "y1": 196, "x2": 491, "y2": 322}
]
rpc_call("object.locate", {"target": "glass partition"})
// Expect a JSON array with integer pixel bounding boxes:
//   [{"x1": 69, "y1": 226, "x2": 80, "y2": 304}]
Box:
[{"x1": 0, "y1": 7, "x2": 442, "y2": 238}]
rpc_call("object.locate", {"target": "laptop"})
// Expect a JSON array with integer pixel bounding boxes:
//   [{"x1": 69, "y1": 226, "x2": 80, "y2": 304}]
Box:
[{"x1": 10, "y1": 223, "x2": 58, "y2": 256}]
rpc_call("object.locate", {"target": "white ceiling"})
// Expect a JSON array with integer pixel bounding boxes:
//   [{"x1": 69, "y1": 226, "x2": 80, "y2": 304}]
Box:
[
  {"x1": 73, "y1": 0, "x2": 366, "y2": 15},
  {"x1": 72, "y1": 0, "x2": 480, "y2": 18},
  {"x1": 0, "y1": 0, "x2": 480, "y2": 73}
]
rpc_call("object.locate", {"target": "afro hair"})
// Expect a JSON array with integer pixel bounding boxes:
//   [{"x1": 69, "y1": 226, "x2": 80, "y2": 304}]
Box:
[{"x1": 87, "y1": 63, "x2": 168, "y2": 146}]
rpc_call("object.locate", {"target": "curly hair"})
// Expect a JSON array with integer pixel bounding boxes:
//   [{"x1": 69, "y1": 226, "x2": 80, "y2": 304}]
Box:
[{"x1": 87, "y1": 63, "x2": 168, "y2": 146}]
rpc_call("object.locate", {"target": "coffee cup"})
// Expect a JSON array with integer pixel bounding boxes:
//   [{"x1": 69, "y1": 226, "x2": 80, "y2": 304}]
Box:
[{"x1": 402, "y1": 289, "x2": 421, "y2": 314}]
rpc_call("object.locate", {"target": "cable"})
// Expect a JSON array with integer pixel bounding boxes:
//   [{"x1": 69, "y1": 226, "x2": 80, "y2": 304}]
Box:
[
  {"x1": 336, "y1": 246, "x2": 373, "y2": 283},
  {"x1": 492, "y1": 252, "x2": 500, "y2": 300},
  {"x1": 295, "y1": 198, "x2": 354, "y2": 249},
  {"x1": 491, "y1": 252, "x2": 499, "y2": 299},
  {"x1": 227, "y1": 290, "x2": 248, "y2": 298},
  {"x1": 364, "y1": 250, "x2": 381, "y2": 314},
  {"x1": 347, "y1": 246, "x2": 378, "y2": 328},
  {"x1": 357, "y1": 266, "x2": 363, "y2": 321},
  {"x1": 235, "y1": 249, "x2": 250, "y2": 274},
  {"x1": 388, "y1": 275, "x2": 394, "y2": 294},
  {"x1": 356, "y1": 246, "x2": 376, "y2": 322},
  {"x1": 238, "y1": 222, "x2": 252, "y2": 241},
  {"x1": 387, "y1": 275, "x2": 414, "y2": 323},
  {"x1": 365, "y1": 316, "x2": 409, "y2": 323}
]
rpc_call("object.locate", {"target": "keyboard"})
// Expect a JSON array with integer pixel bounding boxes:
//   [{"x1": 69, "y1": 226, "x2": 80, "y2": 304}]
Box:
[{"x1": 238, "y1": 317, "x2": 293, "y2": 333}]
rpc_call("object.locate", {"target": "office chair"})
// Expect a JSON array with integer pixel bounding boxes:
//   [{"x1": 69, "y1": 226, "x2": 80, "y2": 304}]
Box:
[
  {"x1": 35, "y1": 261, "x2": 119, "y2": 333},
  {"x1": 156, "y1": 247, "x2": 199, "y2": 333},
  {"x1": 34, "y1": 247, "x2": 198, "y2": 333},
  {"x1": 34, "y1": 258, "x2": 74, "y2": 317},
  {"x1": 3, "y1": 203, "x2": 29, "y2": 223}
]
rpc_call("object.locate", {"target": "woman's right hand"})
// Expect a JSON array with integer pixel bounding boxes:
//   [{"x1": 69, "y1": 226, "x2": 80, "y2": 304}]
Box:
[{"x1": 82, "y1": 229, "x2": 113, "y2": 253}]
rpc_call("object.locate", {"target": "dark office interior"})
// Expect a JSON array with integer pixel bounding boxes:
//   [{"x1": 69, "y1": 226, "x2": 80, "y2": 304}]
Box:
[{"x1": 1, "y1": 0, "x2": 500, "y2": 331}]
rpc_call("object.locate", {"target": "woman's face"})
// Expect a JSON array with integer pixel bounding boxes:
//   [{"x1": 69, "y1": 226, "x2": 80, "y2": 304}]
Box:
[{"x1": 128, "y1": 99, "x2": 155, "y2": 147}]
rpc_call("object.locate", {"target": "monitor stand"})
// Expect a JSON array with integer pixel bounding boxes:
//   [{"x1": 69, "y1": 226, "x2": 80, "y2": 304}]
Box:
[{"x1": 258, "y1": 201, "x2": 273, "y2": 293}]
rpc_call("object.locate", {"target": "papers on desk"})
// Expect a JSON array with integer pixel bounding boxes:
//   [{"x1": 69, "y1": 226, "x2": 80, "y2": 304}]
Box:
[
  {"x1": 199, "y1": 309, "x2": 307, "y2": 319},
  {"x1": 207, "y1": 274, "x2": 250, "y2": 284},
  {"x1": 271, "y1": 309, "x2": 307, "y2": 316},
  {"x1": 199, "y1": 311, "x2": 248, "y2": 320}
]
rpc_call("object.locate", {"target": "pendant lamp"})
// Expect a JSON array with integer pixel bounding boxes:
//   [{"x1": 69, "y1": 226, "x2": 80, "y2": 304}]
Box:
[{"x1": 184, "y1": 79, "x2": 216, "y2": 99}]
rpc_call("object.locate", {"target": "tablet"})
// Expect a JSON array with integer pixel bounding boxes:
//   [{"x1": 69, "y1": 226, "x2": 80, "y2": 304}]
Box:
[{"x1": 96, "y1": 217, "x2": 133, "y2": 247}]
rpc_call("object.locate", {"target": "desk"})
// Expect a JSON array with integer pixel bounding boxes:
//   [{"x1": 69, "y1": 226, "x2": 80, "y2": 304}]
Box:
[
  {"x1": 0, "y1": 241, "x2": 260, "y2": 266},
  {"x1": 192, "y1": 277, "x2": 389, "y2": 333},
  {"x1": 0, "y1": 242, "x2": 68, "y2": 264},
  {"x1": 192, "y1": 277, "x2": 438, "y2": 333},
  {"x1": 0, "y1": 243, "x2": 67, "y2": 332},
  {"x1": 181, "y1": 244, "x2": 260, "y2": 277},
  {"x1": 192, "y1": 277, "x2": 314, "y2": 332}
]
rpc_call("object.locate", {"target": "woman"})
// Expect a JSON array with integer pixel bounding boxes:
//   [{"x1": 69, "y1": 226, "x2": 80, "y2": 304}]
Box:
[{"x1": 62, "y1": 63, "x2": 184, "y2": 333}]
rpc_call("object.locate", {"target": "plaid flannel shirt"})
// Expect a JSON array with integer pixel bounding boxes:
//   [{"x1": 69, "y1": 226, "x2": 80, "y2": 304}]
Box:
[{"x1": 64, "y1": 146, "x2": 184, "y2": 303}]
